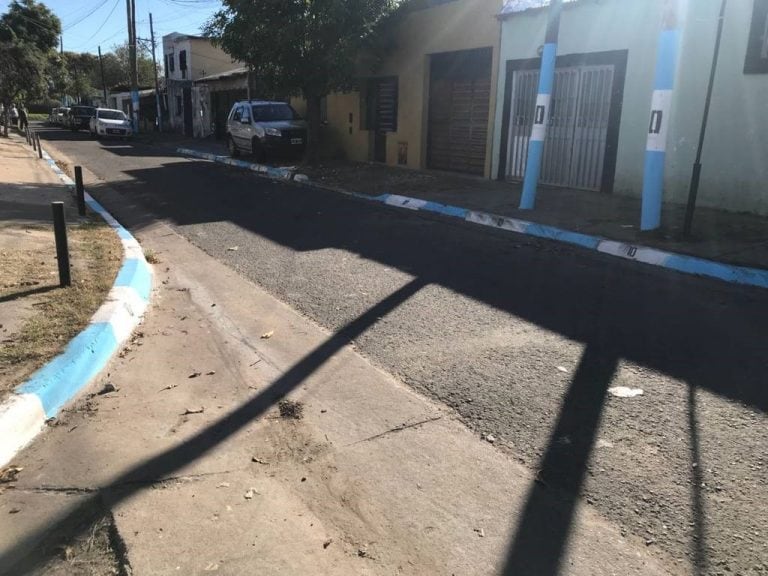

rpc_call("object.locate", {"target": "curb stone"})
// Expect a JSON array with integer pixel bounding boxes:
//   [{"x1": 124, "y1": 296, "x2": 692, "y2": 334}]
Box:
[
  {"x1": 176, "y1": 147, "x2": 768, "y2": 291},
  {"x1": 0, "y1": 143, "x2": 153, "y2": 467}
]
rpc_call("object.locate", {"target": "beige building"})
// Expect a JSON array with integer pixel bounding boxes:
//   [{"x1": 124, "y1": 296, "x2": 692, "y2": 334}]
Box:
[{"x1": 295, "y1": 0, "x2": 503, "y2": 177}]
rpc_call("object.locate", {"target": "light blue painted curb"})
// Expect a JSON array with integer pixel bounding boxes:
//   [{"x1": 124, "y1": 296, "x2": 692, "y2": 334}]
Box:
[
  {"x1": 0, "y1": 140, "x2": 153, "y2": 466},
  {"x1": 176, "y1": 147, "x2": 295, "y2": 180},
  {"x1": 176, "y1": 148, "x2": 768, "y2": 290}
]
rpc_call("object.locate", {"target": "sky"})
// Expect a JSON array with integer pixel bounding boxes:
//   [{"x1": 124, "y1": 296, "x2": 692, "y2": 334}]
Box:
[{"x1": 1, "y1": 0, "x2": 224, "y2": 55}]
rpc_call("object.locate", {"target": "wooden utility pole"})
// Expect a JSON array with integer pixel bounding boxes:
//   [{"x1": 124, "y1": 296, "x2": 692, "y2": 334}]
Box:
[
  {"x1": 98, "y1": 46, "x2": 108, "y2": 104},
  {"x1": 126, "y1": 0, "x2": 139, "y2": 131},
  {"x1": 149, "y1": 13, "x2": 162, "y2": 131}
]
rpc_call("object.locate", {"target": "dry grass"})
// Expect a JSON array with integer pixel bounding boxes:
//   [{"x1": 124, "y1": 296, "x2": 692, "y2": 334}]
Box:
[
  {"x1": 0, "y1": 219, "x2": 122, "y2": 396},
  {"x1": 143, "y1": 249, "x2": 160, "y2": 264}
]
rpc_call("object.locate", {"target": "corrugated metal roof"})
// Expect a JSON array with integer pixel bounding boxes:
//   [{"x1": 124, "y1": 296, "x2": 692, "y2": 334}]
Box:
[
  {"x1": 500, "y1": 0, "x2": 578, "y2": 16},
  {"x1": 194, "y1": 66, "x2": 249, "y2": 83}
]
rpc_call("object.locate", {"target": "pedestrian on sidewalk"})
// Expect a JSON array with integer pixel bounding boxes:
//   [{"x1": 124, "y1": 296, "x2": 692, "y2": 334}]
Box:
[
  {"x1": 18, "y1": 106, "x2": 27, "y2": 132},
  {"x1": 10, "y1": 105, "x2": 19, "y2": 129}
]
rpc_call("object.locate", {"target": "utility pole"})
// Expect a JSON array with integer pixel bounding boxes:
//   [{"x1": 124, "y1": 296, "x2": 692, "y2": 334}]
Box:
[
  {"x1": 126, "y1": 0, "x2": 139, "y2": 132},
  {"x1": 519, "y1": 0, "x2": 562, "y2": 210},
  {"x1": 640, "y1": 0, "x2": 683, "y2": 231},
  {"x1": 683, "y1": 0, "x2": 727, "y2": 238},
  {"x1": 149, "y1": 13, "x2": 162, "y2": 132},
  {"x1": 60, "y1": 35, "x2": 66, "y2": 106},
  {"x1": 98, "y1": 46, "x2": 108, "y2": 105}
]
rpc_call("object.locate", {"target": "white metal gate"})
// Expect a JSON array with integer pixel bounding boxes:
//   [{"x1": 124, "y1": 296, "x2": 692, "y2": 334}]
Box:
[{"x1": 506, "y1": 65, "x2": 614, "y2": 191}]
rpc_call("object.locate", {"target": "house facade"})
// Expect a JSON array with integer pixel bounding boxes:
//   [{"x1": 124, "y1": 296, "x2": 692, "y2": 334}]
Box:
[
  {"x1": 296, "y1": 0, "x2": 503, "y2": 177},
  {"x1": 162, "y1": 33, "x2": 242, "y2": 137},
  {"x1": 492, "y1": 0, "x2": 768, "y2": 214}
]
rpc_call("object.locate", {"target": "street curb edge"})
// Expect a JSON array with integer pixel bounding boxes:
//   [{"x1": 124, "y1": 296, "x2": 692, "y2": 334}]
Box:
[
  {"x1": 0, "y1": 142, "x2": 153, "y2": 467},
  {"x1": 176, "y1": 147, "x2": 768, "y2": 290}
]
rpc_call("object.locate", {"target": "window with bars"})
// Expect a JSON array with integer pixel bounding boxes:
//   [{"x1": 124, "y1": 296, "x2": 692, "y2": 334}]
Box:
[{"x1": 179, "y1": 50, "x2": 187, "y2": 79}]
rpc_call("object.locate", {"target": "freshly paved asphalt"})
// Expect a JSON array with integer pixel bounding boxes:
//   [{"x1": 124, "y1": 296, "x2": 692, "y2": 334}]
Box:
[{"x1": 38, "y1": 127, "x2": 768, "y2": 576}]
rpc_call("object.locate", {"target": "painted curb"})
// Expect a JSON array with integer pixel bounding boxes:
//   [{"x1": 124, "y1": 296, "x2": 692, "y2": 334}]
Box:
[
  {"x1": 177, "y1": 147, "x2": 768, "y2": 291},
  {"x1": 0, "y1": 143, "x2": 153, "y2": 467},
  {"x1": 176, "y1": 147, "x2": 297, "y2": 180}
]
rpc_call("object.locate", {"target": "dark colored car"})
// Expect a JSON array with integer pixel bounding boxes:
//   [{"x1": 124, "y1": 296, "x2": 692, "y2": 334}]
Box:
[
  {"x1": 68, "y1": 105, "x2": 96, "y2": 131},
  {"x1": 226, "y1": 100, "x2": 307, "y2": 160}
]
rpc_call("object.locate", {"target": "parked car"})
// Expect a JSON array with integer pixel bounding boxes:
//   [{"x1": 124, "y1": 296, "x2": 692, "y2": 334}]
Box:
[
  {"x1": 54, "y1": 107, "x2": 70, "y2": 126},
  {"x1": 68, "y1": 105, "x2": 96, "y2": 131},
  {"x1": 89, "y1": 108, "x2": 132, "y2": 139},
  {"x1": 226, "y1": 100, "x2": 307, "y2": 160}
]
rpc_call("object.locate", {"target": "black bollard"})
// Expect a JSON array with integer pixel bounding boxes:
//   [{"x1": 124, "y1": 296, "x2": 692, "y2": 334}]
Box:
[
  {"x1": 74, "y1": 166, "x2": 85, "y2": 216},
  {"x1": 51, "y1": 202, "x2": 71, "y2": 287}
]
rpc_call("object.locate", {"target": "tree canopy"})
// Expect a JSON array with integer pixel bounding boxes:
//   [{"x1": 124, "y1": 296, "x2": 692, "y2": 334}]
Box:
[
  {"x1": 205, "y1": 0, "x2": 402, "y2": 157},
  {"x1": 0, "y1": 0, "x2": 60, "y2": 52}
]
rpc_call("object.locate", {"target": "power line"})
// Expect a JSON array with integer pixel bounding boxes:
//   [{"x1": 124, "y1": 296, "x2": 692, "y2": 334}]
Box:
[
  {"x1": 63, "y1": 0, "x2": 111, "y2": 31},
  {"x1": 77, "y1": 0, "x2": 122, "y2": 47}
]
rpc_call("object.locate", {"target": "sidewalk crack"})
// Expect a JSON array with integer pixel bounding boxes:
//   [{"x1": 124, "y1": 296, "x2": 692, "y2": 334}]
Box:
[{"x1": 346, "y1": 415, "x2": 442, "y2": 446}]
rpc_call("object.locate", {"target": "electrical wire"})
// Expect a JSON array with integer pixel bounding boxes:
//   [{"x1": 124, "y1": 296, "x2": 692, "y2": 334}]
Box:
[
  {"x1": 63, "y1": 0, "x2": 111, "y2": 31},
  {"x1": 76, "y1": 0, "x2": 122, "y2": 47}
]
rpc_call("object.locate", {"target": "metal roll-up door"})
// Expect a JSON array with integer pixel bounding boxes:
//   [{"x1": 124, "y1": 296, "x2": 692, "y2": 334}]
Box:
[{"x1": 428, "y1": 48, "x2": 493, "y2": 176}]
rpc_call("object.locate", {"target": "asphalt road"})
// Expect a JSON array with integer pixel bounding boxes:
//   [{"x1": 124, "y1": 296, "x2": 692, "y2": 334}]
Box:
[{"x1": 39, "y1": 127, "x2": 768, "y2": 576}]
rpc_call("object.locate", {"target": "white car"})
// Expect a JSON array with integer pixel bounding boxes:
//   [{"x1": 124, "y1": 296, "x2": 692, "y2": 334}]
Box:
[{"x1": 89, "y1": 108, "x2": 132, "y2": 139}]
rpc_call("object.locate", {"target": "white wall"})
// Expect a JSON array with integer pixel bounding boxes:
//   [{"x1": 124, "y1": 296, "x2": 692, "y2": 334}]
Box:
[{"x1": 494, "y1": 0, "x2": 768, "y2": 215}]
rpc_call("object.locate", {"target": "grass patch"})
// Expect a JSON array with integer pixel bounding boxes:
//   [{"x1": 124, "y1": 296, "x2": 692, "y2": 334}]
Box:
[
  {"x1": 0, "y1": 220, "x2": 122, "y2": 395},
  {"x1": 27, "y1": 113, "x2": 48, "y2": 121}
]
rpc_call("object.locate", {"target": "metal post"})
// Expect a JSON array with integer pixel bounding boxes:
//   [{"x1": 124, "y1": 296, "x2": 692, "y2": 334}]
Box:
[
  {"x1": 640, "y1": 0, "x2": 683, "y2": 231},
  {"x1": 683, "y1": 0, "x2": 726, "y2": 238},
  {"x1": 26, "y1": 126, "x2": 30, "y2": 145},
  {"x1": 74, "y1": 166, "x2": 86, "y2": 216},
  {"x1": 36, "y1": 134, "x2": 42, "y2": 159},
  {"x1": 128, "y1": 0, "x2": 140, "y2": 132},
  {"x1": 52, "y1": 202, "x2": 71, "y2": 287},
  {"x1": 149, "y1": 13, "x2": 163, "y2": 132},
  {"x1": 519, "y1": 0, "x2": 562, "y2": 210},
  {"x1": 31, "y1": 130, "x2": 37, "y2": 150},
  {"x1": 98, "y1": 45, "x2": 108, "y2": 104}
]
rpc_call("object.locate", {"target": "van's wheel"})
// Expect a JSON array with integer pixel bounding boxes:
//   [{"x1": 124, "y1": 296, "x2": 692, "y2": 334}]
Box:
[{"x1": 228, "y1": 136, "x2": 240, "y2": 158}]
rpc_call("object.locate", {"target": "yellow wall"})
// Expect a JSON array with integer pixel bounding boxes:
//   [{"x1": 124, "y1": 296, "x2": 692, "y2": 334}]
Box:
[{"x1": 324, "y1": 0, "x2": 502, "y2": 176}]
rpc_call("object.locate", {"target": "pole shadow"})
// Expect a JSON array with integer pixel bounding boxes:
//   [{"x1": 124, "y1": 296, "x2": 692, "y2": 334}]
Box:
[{"x1": 502, "y1": 344, "x2": 618, "y2": 575}]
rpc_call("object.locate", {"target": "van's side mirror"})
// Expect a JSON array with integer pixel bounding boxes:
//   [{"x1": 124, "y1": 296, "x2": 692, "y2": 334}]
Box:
[{"x1": 240, "y1": 117, "x2": 250, "y2": 124}]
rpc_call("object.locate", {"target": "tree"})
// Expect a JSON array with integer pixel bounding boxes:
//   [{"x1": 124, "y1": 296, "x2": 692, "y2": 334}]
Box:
[
  {"x1": 0, "y1": 41, "x2": 46, "y2": 135},
  {"x1": 205, "y1": 0, "x2": 401, "y2": 160},
  {"x1": 97, "y1": 42, "x2": 157, "y2": 89},
  {"x1": 0, "y1": 0, "x2": 60, "y2": 52}
]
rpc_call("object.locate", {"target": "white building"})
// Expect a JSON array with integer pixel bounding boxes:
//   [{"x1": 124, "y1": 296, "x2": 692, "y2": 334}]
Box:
[{"x1": 162, "y1": 33, "x2": 242, "y2": 137}]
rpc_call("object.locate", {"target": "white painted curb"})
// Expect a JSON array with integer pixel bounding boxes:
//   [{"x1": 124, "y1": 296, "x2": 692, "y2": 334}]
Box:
[{"x1": 0, "y1": 140, "x2": 153, "y2": 467}]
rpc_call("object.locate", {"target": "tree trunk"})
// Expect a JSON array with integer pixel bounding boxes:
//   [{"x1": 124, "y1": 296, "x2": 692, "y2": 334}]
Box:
[{"x1": 305, "y1": 94, "x2": 322, "y2": 164}]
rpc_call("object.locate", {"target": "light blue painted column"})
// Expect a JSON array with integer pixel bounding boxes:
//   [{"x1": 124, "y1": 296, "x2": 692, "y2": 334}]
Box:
[
  {"x1": 640, "y1": 0, "x2": 683, "y2": 231},
  {"x1": 519, "y1": 0, "x2": 563, "y2": 211},
  {"x1": 131, "y1": 89, "x2": 140, "y2": 132}
]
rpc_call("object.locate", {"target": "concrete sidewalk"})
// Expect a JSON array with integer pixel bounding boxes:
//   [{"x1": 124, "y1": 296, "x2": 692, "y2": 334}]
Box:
[{"x1": 0, "y1": 162, "x2": 679, "y2": 575}]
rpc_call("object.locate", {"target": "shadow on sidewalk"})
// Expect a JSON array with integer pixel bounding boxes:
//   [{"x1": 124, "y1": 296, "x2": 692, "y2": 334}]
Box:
[{"x1": 0, "y1": 278, "x2": 427, "y2": 575}]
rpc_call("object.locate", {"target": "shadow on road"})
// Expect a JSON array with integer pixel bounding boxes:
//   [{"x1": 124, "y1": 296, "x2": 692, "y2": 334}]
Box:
[
  {"x1": 502, "y1": 345, "x2": 618, "y2": 575},
  {"x1": 24, "y1": 129, "x2": 768, "y2": 575}
]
